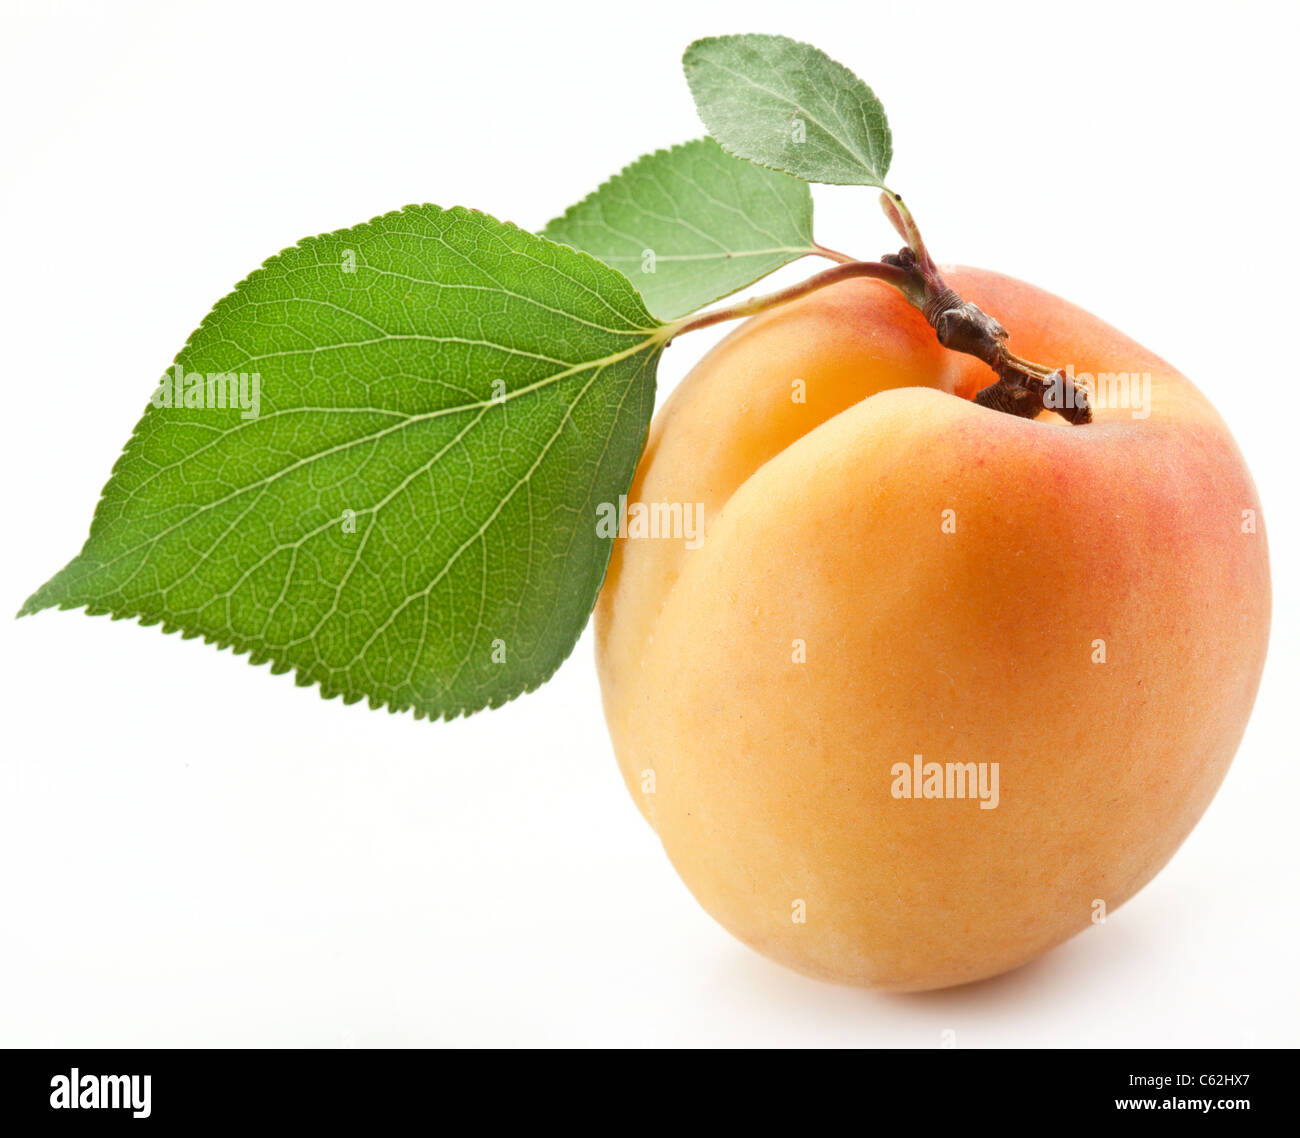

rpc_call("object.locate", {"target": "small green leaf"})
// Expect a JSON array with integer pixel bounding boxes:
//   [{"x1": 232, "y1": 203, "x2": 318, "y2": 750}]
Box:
[
  {"x1": 683, "y1": 34, "x2": 893, "y2": 187},
  {"x1": 542, "y1": 137, "x2": 817, "y2": 320},
  {"x1": 22, "y1": 205, "x2": 666, "y2": 720}
]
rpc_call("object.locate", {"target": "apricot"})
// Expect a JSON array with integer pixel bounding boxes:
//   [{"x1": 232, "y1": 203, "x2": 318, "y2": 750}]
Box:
[{"x1": 595, "y1": 268, "x2": 1270, "y2": 991}]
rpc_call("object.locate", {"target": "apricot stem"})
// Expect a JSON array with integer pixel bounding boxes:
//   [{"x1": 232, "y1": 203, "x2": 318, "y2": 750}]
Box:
[
  {"x1": 811, "y1": 242, "x2": 856, "y2": 264},
  {"x1": 880, "y1": 193, "x2": 939, "y2": 279},
  {"x1": 880, "y1": 192, "x2": 1092, "y2": 425},
  {"x1": 663, "y1": 259, "x2": 921, "y2": 342},
  {"x1": 665, "y1": 194, "x2": 1092, "y2": 426}
]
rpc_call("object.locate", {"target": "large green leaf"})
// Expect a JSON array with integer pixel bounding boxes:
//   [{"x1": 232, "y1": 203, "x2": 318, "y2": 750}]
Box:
[
  {"x1": 22, "y1": 205, "x2": 666, "y2": 719},
  {"x1": 542, "y1": 138, "x2": 817, "y2": 320},
  {"x1": 683, "y1": 34, "x2": 893, "y2": 187}
]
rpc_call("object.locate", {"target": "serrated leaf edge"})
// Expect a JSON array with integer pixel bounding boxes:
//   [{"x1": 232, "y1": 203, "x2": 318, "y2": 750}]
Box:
[
  {"x1": 540, "y1": 137, "x2": 819, "y2": 317},
  {"x1": 19, "y1": 203, "x2": 666, "y2": 723},
  {"x1": 682, "y1": 33, "x2": 894, "y2": 188}
]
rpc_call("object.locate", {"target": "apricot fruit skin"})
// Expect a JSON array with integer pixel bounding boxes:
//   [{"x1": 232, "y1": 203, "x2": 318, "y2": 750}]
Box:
[{"x1": 595, "y1": 268, "x2": 1270, "y2": 991}]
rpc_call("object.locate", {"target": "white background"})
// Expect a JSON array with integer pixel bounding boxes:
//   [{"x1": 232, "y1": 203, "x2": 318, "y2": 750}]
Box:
[{"x1": 2, "y1": 0, "x2": 1297, "y2": 1048}]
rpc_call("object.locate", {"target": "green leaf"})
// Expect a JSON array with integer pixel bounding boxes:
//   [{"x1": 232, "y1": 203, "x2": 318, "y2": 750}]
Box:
[
  {"x1": 542, "y1": 137, "x2": 817, "y2": 321},
  {"x1": 683, "y1": 34, "x2": 893, "y2": 187},
  {"x1": 21, "y1": 205, "x2": 666, "y2": 720}
]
